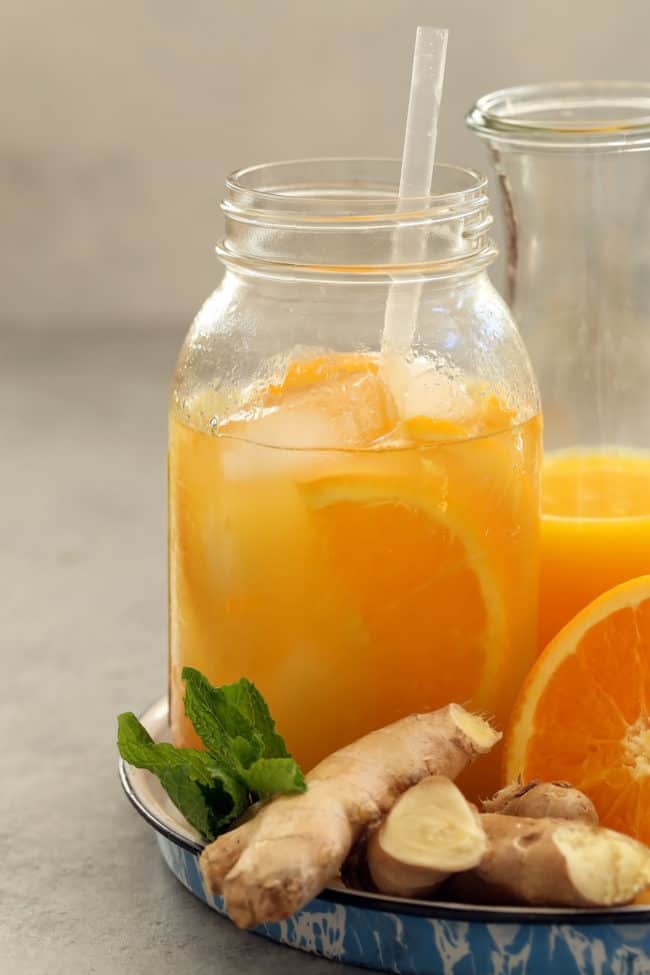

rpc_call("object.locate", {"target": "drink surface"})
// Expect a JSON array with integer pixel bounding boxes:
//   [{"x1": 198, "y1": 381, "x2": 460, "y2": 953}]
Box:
[
  {"x1": 540, "y1": 450, "x2": 650, "y2": 650},
  {"x1": 169, "y1": 352, "x2": 541, "y2": 795}
]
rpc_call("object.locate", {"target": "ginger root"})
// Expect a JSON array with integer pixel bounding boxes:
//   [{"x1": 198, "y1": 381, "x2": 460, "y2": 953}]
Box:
[
  {"x1": 367, "y1": 776, "x2": 487, "y2": 898},
  {"x1": 482, "y1": 780, "x2": 598, "y2": 824},
  {"x1": 446, "y1": 813, "x2": 650, "y2": 907},
  {"x1": 200, "y1": 704, "x2": 500, "y2": 928}
]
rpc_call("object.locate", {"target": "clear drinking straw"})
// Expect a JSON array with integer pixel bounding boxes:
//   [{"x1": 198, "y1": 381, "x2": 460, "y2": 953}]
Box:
[{"x1": 381, "y1": 26, "x2": 448, "y2": 355}]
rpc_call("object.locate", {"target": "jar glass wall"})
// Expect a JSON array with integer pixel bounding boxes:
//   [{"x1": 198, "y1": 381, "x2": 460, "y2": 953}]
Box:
[
  {"x1": 169, "y1": 159, "x2": 541, "y2": 794},
  {"x1": 468, "y1": 82, "x2": 650, "y2": 647}
]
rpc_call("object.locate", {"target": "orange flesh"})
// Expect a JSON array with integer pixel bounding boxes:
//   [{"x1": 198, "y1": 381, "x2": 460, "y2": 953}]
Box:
[
  {"x1": 507, "y1": 579, "x2": 650, "y2": 843},
  {"x1": 540, "y1": 451, "x2": 650, "y2": 649},
  {"x1": 169, "y1": 353, "x2": 541, "y2": 796}
]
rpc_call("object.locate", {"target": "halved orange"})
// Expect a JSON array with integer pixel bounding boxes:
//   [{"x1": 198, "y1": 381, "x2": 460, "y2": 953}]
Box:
[{"x1": 505, "y1": 575, "x2": 650, "y2": 843}]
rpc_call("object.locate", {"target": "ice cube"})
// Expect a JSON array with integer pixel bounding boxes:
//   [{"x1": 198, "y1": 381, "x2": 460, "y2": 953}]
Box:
[
  {"x1": 218, "y1": 370, "x2": 396, "y2": 451},
  {"x1": 403, "y1": 367, "x2": 474, "y2": 422},
  {"x1": 382, "y1": 353, "x2": 474, "y2": 424}
]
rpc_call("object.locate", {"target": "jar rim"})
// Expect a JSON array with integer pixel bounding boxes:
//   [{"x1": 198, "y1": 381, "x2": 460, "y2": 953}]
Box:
[
  {"x1": 223, "y1": 158, "x2": 488, "y2": 223},
  {"x1": 219, "y1": 158, "x2": 496, "y2": 278},
  {"x1": 467, "y1": 81, "x2": 650, "y2": 150}
]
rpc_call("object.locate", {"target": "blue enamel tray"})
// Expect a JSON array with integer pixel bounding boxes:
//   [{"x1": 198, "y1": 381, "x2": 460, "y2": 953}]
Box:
[{"x1": 119, "y1": 697, "x2": 650, "y2": 974}]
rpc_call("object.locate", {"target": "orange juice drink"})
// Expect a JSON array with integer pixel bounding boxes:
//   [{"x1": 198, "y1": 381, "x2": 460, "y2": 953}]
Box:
[
  {"x1": 540, "y1": 450, "x2": 650, "y2": 650},
  {"x1": 169, "y1": 353, "x2": 541, "y2": 795}
]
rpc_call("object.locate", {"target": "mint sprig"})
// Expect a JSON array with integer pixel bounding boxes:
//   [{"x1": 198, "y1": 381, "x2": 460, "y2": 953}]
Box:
[{"x1": 117, "y1": 670, "x2": 306, "y2": 841}]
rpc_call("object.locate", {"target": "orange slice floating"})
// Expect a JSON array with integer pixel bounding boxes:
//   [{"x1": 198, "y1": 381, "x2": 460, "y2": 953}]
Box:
[
  {"x1": 505, "y1": 575, "x2": 650, "y2": 843},
  {"x1": 266, "y1": 352, "x2": 379, "y2": 397},
  {"x1": 301, "y1": 472, "x2": 507, "y2": 717}
]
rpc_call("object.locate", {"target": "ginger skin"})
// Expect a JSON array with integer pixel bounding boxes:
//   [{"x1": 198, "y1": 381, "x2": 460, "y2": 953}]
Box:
[
  {"x1": 482, "y1": 780, "x2": 598, "y2": 824},
  {"x1": 199, "y1": 704, "x2": 500, "y2": 928},
  {"x1": 445, "y1": 813, "x2": 650, "y2": 907}
]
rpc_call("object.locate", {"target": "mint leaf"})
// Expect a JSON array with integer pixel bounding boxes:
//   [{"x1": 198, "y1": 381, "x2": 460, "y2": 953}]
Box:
[
  {"x1": 117, "y1": 713, "x2": 246, "y2": 840},
  {"x1": 182, "y1": 668, "x2": 262, "y2": 769},
  {"x1": 118, "y1": 671, "x2": 307, "y2": 842},
  {"x1": 221, "y1": 678, "x2": 291, "y2": 759},
  {"x1": 118, "y1": 712, "x2": 214, "y2": 783},
  {"x1": 246, "y1": 757, "x2": 307, "y2": 799},
  {"x1": 203, "y1": 761, "x2": 249, "y2": 829},
  {"x1": 157, "y1": 766, "x2": 219, "y2": 839}
]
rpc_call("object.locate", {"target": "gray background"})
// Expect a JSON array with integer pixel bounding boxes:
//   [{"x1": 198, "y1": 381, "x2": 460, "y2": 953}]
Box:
[
  {"x1": 5, "y1": 0, "x2": 650, "y2": 332},
  {"x1": 4, "y1": 3, "x2": 650, "y2": 973}
]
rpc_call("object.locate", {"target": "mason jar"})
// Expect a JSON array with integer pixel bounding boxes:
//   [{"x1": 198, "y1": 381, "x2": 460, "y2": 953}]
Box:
[
  {"x1": 468, "y1": 83, "x2": 650, "y2": 648},
  {"x1": 168, "y1": 158, "x2": 541, "y2": 794}
]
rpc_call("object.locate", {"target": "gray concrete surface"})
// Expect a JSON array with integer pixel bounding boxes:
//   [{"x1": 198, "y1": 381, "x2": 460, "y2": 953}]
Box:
[{"x1": 2, "y1": 326, "x2": 359, "y2": 974}]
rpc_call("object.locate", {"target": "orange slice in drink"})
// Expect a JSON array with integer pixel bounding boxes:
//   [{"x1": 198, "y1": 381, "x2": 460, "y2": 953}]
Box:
[
  {"x1": 266, "y1": 352, "x2": 379, "y2": 397},
  {"x1": 505, "y1": 575, "x2": 650, "y2": 843},
  {"x1": 392, "y1": 415, "x2": 469, "y2": 442},
  {"x1": 301, "y1": 471, "x2": 507, "y2": 716}
]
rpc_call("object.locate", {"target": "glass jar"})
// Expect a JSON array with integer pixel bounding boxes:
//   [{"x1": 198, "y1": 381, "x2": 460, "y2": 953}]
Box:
[
  {"x1": 468, "y1": 83, "x2": 650, "y2": 648},
  {"x1": 169, "y1": 159, "x2": 541, "y2": 794}
]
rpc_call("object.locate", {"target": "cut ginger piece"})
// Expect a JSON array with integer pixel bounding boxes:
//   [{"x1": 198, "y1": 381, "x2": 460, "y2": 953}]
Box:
[
  {"x1": 447, "y1": 814, "x2": 650, "y2": 908},
  {"x1": 201, "y1": 704, "x2": 500, "y2": 928},
  {"x1": 367, "y1": 776, "x2": 487, "y2": 898},
  {"x1": 505, "y1": 575, "x2": 650, "y2": 844}
]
